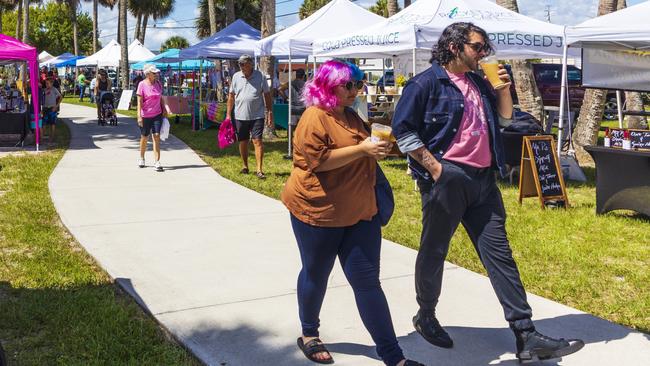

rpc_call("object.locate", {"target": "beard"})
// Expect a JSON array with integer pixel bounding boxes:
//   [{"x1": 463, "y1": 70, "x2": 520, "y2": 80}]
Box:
[{"x1": 458, "y1": 51, "x2": 480, "y2": 72}]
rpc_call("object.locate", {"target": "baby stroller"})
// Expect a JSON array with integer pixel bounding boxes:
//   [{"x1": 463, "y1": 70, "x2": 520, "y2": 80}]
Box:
[{"x1": 98, "y1": 91, "x2": 117, "y2": 126}]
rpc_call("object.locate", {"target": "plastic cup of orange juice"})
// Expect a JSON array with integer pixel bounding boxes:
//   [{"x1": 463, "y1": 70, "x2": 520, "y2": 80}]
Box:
[
  {"x1": 371, "y1": 123, "x2": 393, "y2": 143},
  {"x1": 479, "y1": 56, "x2": 507, "y2": 90}
]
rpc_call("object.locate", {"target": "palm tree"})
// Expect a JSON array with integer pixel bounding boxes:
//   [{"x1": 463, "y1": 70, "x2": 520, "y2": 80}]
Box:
[
  {"x1": 160, "y1": 35, "x2": 189, "y2": 52},
  {"x1": 298, "y1": 0, "x2": 328, "y2": 19},
  {"x1": 616, "y1": 0, "x2": 648, "y2": 129},
  {"x1": 496, "y1": 0, "x2": 544, "y2": 125},
  {"x1": 0, "y1": 0, "x2": 19, "y2": 34},
  {"x1": 15, "y1": 0, "x2": 21, "y2": 39},
  {"x1": 207, "y1": 0, "x2": 217, "y2": 34},
  {"x1": 195, "y1": 0, "x2": 261, "y2": 39},
  {"x1": 225, "y1": 0, "x2": 234, "y2": 24},
  {"x1": 55, "y1": 0, "x2": 82, "y2": 54},
  {"x1": 21, "y1": 0, "x2": 28, "y2": 43},
  {"x1": 119, "y1": 0, "x2": 128, "y2": 89},
  {"x1": 260, "y1": 0, "x2": 275, "y2": 138},
  {"x1": 573, "y1": 0, "x2": 618, "y2": 164},
  {"x1": 386, "y1": 0, "x2": 399, "y2": 17},
  {"x1": 369, "y1": 0, "x2": 389, "y2": 17}
]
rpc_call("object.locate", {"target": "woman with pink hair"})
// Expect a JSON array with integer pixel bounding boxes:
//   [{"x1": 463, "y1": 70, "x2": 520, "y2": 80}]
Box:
[{"x1": 281, "y1": 60, "x2": 424, "y2": 366}]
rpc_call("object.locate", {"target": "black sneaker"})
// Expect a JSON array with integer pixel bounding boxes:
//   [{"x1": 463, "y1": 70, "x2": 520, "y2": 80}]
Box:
[
  {"x1": 412, "y1": 312, "x2": 453, "y2": 348},
  {"x1": 515, "y1": 330, "x2": 584, "y2": 362}
]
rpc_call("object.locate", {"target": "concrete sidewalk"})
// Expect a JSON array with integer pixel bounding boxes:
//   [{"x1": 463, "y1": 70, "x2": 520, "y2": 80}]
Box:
[{"x1": 50, "y1": 103, "x2": 649, "y2": 366}]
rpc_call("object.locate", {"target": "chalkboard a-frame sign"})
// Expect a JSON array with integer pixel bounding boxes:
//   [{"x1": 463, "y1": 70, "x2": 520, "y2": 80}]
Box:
[{"x1": 518, "y1": 136, "x2": 569, "y2": 209}]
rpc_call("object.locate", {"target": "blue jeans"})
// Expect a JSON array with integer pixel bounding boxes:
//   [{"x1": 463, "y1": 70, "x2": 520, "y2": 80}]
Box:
[
  {"x1": 290, "y1": 214, "x2": 405, "y2": 366},
  {"x1": 79, "y1": 85, "x2": 86, "y2": 101}
]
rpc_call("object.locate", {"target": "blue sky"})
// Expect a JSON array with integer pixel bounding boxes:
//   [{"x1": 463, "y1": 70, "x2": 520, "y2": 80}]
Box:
[{"x1": 79, "y1": 0, "x2": 646, "y2": 51}]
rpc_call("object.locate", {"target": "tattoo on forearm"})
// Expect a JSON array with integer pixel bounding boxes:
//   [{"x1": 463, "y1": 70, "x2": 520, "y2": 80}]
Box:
[{"x1": 409, "y1": 147, "x2": 439, "y2": 173}]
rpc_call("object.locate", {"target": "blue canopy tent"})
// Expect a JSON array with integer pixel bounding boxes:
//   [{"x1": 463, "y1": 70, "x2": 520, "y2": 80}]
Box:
[
  {"x1": 41, "y1": 52, "x2": 76, "y2": 67},
  {"x1": 55, "y1": 56, "x2": 85, "y2": 67},
  {"x1": 131, "y1": 49, "x2": 214, "y2": 71}
]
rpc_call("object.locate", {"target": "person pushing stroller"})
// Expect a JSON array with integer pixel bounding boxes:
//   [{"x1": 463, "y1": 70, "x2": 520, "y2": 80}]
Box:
[{"x1": 94, "y1": 69, "x2": 114, "y2": 125}]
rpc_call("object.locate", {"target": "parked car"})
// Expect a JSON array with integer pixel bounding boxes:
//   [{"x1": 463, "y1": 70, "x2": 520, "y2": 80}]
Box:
[{"x1": 508, "y1": 63, "x2": 621, "y2": 120}]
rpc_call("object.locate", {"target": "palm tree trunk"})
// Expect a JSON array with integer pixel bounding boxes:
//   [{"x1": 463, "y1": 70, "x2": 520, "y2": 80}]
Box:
[
  {"x1": 573, "y1": 0, "x2": 618, "y2": 164},
  {"x1": 140, "y1": 14, "x2": 148, "y2": 44},
  {"x1": 404, "y1": 0, "x2": 411, "y2": 7},
  {"x1": 225, "y1": 0, "x2": 235, "y2": 24},
  {"x1": 625, "y1": 92, "x2": 648, "y2": 129},
  {"x1": 496, "y1": 0, "x2": 544, "y2": 124},
  {"x1": 15, "y1": 1, "x2": 22, "y2": 40},
  {"x1": 72, "y1": 11, "x2": 79, "y2": 56},
  {"x1": 93, "y1": 0, "x2": 98, "y2": 53},
  {"x1": 22, "y1": 0, "x2": 29, "y2": 43},
  {"x1": 387, "y1": 0, "x2": 398, "y2": 16},
  {"x1": 261, "y1": 0, "x2": 276, "y2": 138},
  {"x1": 207, "y1": 0, "x2": 217, "y2": 34},
  {"x1": 613, "y1": 0, "x2": 647, "y2": 129},
  {"x1": 134, "y1": 12, "x2": 142, "y2": 43},
  {"x1": 119, "y1": 0, "x2": 129, "y2": 89}
]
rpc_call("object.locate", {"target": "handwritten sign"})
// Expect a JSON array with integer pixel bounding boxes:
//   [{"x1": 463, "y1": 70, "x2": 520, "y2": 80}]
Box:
[
  {"x1": 117, "y1": 89, "x2": 133, "y2": 111},
  {"x1": 519, "y1": 136, "x2": 569, "y2": 209},
  {"x1": 630, "y1": 129, "x2": 650, "y2": 151},
  {"x1": 610, "y1": 128, "x2": 625, "y2": 148},
  {"x1": 530, "y1": 139, "x2": 563, "y2": 197}
]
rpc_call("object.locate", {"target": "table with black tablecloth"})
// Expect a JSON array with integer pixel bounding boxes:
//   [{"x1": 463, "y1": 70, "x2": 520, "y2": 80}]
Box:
[
  {"x1": 584, "y1": 145, "x2": 650, "y2": 216},
  {"x1": 0, "y1": 110, "x2": 28, "y2": 144}
]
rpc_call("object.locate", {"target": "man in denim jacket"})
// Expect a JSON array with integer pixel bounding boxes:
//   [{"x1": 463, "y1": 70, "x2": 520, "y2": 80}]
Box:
[{"x1": 392, "y1": 22, "x2": 583, "y2": 362}]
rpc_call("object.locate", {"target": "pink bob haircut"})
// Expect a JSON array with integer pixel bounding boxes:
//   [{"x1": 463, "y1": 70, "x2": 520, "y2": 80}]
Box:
[{"x1": 301, "y1": 59, "x2": 364, "y2": 111}]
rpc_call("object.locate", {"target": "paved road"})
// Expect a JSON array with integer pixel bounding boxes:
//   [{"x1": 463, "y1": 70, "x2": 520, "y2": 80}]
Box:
[{"x1": 49, "y1": 103, "x2": 649, "y2": 365}]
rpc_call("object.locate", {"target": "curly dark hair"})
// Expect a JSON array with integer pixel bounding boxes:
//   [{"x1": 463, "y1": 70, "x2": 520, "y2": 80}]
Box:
[{"x1": 430, "y1": 22, "x2": 494, "y2": 65}]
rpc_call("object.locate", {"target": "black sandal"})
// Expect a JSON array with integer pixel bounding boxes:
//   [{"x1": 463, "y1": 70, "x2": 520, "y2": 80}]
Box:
[
  {"x1": 239, "y1": 167, "x2": 249, "y2": 174},
  {"x1": 297, "y1": 337, "x2": 334, "y2": 364},
  {"x1": 404, "y1": 360, "x2": 426, "y2": 366}
]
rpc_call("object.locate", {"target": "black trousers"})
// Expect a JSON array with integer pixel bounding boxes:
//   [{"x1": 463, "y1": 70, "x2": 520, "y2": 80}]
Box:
[{"x1": 416, "y1": 160, "x2": 534, "y2": 331}]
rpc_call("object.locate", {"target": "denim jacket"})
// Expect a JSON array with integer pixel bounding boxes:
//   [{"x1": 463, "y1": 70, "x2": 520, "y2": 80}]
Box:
[{"x1": 392, "y1": 62, "x2": 511, "y2": 181}]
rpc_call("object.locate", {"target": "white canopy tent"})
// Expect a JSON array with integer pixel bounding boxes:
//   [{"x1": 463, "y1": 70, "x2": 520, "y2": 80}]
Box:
[
  {"x1": 313, "y1": 0, "x2": 569, "y2": 60},
  {"x1": 77, "y1": 39, "x2": 155, "y2": 67},
  {"x1": 256, "y1": 0, "x2": 384, "y2": 156},
  {"x1": 76, "y1": 39, "x2": 121, "y2": 67},
  {"x1": 38, "y1": 50, "x2": 54, "y2": 64},
  {"x1": 558, "y1": 1, "x2": 650, "y2": 155},
  {"x1": 127, "y1": 39, "x2": 156, "y2": 64}
]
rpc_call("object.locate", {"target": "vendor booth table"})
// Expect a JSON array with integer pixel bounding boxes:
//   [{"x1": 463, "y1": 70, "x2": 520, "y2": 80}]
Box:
[
  {"x1": 584, "y1": 145, "x2": 650, "y2": 216},
  {"x1": 0, "y1": 110, "x2": 28, "y2": 144}
]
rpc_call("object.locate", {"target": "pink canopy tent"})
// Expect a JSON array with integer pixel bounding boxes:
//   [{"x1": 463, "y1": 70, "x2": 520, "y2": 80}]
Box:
[{"x1": 0, "y1": 34, "x2": 40, "y2": 149}]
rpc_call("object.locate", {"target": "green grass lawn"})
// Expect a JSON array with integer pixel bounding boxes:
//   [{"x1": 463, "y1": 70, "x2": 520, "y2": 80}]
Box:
[
  {"x1": 0, "y1": 120, "x2": 199, "y2": 364},
  {"x1": 59, "y1": 99, "x2": 649, "y2": 333},
  {"x1": 166, "y1": 112, "x2": 649, "y2": 334}
]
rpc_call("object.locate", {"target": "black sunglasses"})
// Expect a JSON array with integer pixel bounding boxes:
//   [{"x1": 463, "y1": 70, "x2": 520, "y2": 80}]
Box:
[
  {"x1": 342, "y1": 80, "x2": 364, "y2": 91},
  {"x1": 466, "y1": 42, "x2": 491, "y2": 54}
]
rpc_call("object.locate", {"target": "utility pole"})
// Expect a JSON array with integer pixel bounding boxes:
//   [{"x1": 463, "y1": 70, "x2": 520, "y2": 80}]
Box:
[{"x1": 544, "y1": 5, "x2": 552, "y2": 22}]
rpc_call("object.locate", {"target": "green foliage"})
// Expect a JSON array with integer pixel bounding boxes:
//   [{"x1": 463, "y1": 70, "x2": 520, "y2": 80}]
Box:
[
  {"x1": 160, "y1": 35, "x2": 190, "y2": 52},
  {"x1": 1, "y1": 2, "x2": 95, "y2": 55},
  {"x1": 369, "y1": 0, "x2": 389, "y2": 17},
  {"x1": 0, "y1": 123, "x2": 199, "y2": 365},
  {"x1": 298, "y1": 0, "x2": 329, "y2": 19},
  {"x1": 195, "y1": 0, "x2": 261, "y2": 39}
]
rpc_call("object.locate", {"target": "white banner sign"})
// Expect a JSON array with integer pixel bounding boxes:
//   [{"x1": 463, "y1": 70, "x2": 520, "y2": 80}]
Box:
[
  {"x1": 117, "y1": 90, "x2": 133, "y2": 111},
  {"x1": 582, "y1": 48, "x2": 650, "y2": 92}
]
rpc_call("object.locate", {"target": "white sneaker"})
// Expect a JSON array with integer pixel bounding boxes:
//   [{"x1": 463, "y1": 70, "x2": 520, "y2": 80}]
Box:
[
  {"x1": 138, "y1": 158, "x2": 145, "y2": 168},
  {"x1": 154, "y1": 161, "x2": 163, "y2": 172}
]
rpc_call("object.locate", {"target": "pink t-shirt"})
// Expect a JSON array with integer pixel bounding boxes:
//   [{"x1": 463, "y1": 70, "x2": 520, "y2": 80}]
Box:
[
  {"x1": 136, "y1": 80, "x2": 163, "y2": 118},
  {"x1": 443, "y1": 71, "x2": 492, "y2": 168}
]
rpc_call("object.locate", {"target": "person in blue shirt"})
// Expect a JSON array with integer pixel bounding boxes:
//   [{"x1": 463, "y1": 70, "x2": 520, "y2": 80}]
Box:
[{"x1": 392, "y1": 22, "x2": 584, "y2": 363}]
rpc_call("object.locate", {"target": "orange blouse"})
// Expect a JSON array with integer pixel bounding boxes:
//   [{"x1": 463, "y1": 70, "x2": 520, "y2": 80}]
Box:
[{"x1": 281, "y1": 106, "x2": 377, "y2": 227}]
